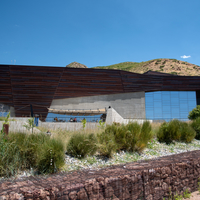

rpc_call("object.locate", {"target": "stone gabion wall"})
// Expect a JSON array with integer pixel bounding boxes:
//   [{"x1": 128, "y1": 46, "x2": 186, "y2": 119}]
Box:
[{"x1": 1, "y1": 150, "x2": 200, "y2": 200}]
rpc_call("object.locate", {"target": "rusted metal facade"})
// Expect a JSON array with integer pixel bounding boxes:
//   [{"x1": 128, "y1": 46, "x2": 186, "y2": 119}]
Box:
[{"x1": 0, "y1": 64, "x2": 200, "y2": 119}]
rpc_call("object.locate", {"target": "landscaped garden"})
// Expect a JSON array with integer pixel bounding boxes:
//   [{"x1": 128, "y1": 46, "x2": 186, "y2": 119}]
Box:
[{"x1": 1, "y1": 106, "x2": 200, "y2": 180}]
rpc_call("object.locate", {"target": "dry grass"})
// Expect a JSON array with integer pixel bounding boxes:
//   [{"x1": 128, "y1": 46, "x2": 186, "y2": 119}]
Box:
[
  {"x1": 37, "y1": 126, "x2": 104, "y2": 151},
  {"x1": 151, "y1": 122, "x2": 162, "y2": 137}
]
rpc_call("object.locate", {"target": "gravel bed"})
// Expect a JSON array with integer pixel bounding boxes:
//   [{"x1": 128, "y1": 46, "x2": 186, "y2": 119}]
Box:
[{"x1": 63, "y1": 138, "x2": 200, "y2": 172}]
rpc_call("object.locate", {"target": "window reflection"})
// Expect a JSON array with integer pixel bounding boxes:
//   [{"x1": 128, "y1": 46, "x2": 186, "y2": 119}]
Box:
[{"x1": 145, "y1": 91, "x2": 197, "y2": 121}]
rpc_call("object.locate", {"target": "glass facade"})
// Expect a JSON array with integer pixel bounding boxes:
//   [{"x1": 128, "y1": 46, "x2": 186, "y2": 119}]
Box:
[
  {"x1": 145, "y1": 91, "x2": 197, "y2": 121},
  {"x1": 46, "y1": 112, "x2": 101, "y2": 122}
]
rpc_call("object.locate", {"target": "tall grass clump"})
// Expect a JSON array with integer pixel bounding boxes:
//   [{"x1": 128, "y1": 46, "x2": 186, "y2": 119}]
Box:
[
  {"x1": 0, "y1": 136, "x2": 21, "y2": 177},
  {"x1": 120, "y1": 121, "x2": 153, "y2": 152},
  {"x1": 191, "y1": 117, "x2": 200, "y2": 140},
  {"x1": 97, "y1": 126, "x2": 117, "y2": 158},
  {"x1": 0, "y1": 132, "x2": 65, "y2": 177},
  {"x1": 66, "y1": 132, "x2": 97, "y2": 158},
  {"x1": 37, "y1": 137, "x2": 65, "y2": 173},
  {"x1": 180, "y1": 122, "x2": 196, "y2": 143},
  {"x1": 97, "y1": 121, "x2": 153, "y2": 157},
  {"x1": 157, "y1": 120, "x2": 196, "y2": 144}
]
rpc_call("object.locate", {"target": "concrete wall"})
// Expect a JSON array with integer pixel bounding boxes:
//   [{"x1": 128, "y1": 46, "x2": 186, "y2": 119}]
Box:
[
  {"x1": 39, "y1": 122, "x2": 99, "y2": 131},
  {"x1": 105, "y1": 107, "x2": 152, "y2": 125},
  {"x1": 51, "y1": 92, "x2": 146, "y2": 120},
  {"x1": 0, "y1": 118, "x2": 40, "y2": 133},
  {"x1": 0, "y1": 118, "x2": 100, "y2": 133}
]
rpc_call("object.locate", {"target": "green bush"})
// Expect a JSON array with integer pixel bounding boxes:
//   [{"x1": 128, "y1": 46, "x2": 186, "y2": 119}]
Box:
[
  {"x1": 102, "y1": 123, "x2": 127, "y2": 151},
  {"x1": 0, "y1": 139, "x2": 21, "y2": 177},
  {"x1": 160, "y1": 65, "x2": 164, "y2": 69},
  {"x1": 157, "y1": 120, "x2": 195, "y2": 144},
  {"x1": 139, "y1": 121, "x2": 153, "y2": 149},
  {"x1": 180, "y1": 122, "x2": 196, "y2": 143},
  {"x1": 191, "y1": 117, "x2": 200, "y2": 140},
  {"x1": 0, "y1": 132, "x2": 65, "y2": 177},
  {"x1": 120, "y1": 122, "x2": 141, "y2": 152},
  {"x1": 37, "y1": 137, "x2": 65, "y2": 173},
  {"x1": 98, "y1": 121, "x2": 153, "y2": 155},
  {"x1": 124, "y1": 121, "x2": 153, "y2": 152},
  {"x1": 66, "y1": 132, "x2": 97, "y2": 158},
  {"x1": 188, "y1": 106, "x2": 200, "y2": 120},
  {"x1": 8, "y1": 133, "x2": 39, "y2": 169},
  {"x1": 97, "y1": 129, "x2": 117, "y2": 158}
]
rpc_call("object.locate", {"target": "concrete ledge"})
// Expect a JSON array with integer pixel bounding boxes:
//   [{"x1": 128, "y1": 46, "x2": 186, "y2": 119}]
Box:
[{"x1": 1, "y1": 150, "x2": 200, "y2": 199}]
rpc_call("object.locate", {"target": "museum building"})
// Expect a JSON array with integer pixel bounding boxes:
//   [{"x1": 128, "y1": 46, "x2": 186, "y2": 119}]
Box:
[{"x1": 0, "y1": 64, "x2": 200, "y2": 123}]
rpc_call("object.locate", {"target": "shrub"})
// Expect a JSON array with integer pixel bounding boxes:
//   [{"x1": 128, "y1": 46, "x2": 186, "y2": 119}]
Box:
[
  {"x1": 98, "y1": 121, "x2": 153, "y2": 154},
  {"x1": 191, "y1": 117, "x2": 200, "y2": 140},
  {"x1": 188, "y1": 106, "x2": 200, "y2": 120},
  {"x1": 157, "y1": 120, "x2": 195, "y2": 144},
  {"x1": 97, "y1": 129, "x2": 117, "y2": 158},
  {"x1": 157, "y1": 120, "x2": 183, "y2": 144},
  {"x1": 0, "y1": 132, "x2": 65, "y2": 177},
  {"x1": 67, "y1": 132, "x2": 97, "y2": 158},
  {"x1": 0, "y1": 139, "x2": 21, "y2": 177},
  {"x1": 122, "y1": 122, "x2": 141, "y2": 152},
  {"x1": 37, "y1": 137, "x2": 65, "y2": 173},
  {"x1": 139, "y1": 121, "x2": 153, "y2": 150},
  {"x1": 104, "y1": 123, "x2": 127, "y2": 151},
  {"x1": 125, "y1": 121, "x2": 153, "y2": 152},
  {"x1": 160, "y1": 65, "x2": 164, "y2": 69},
  {"x1": 180, "y1": 122, "x2": 196, "y2": 143}
]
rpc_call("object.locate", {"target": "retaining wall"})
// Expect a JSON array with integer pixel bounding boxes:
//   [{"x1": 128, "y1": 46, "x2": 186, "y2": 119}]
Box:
[
  {"x1": 0, "y1": 118, "x2": 36, "y2": 133},
  {"x1": 39, "y1": 122, "x2": 99, "y2": 131},
  {"x1": 0, "y1": 118, "x2": 99, "y2": 132},
  {"x1": 1, "y1": 150, "x2": 200, "y2": 200}
]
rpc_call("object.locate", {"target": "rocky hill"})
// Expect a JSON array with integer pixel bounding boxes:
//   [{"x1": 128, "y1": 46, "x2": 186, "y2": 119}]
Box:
[
  {"x1": 66, "y1": 62, "x2": 87, "y2": 68},
  {"x1": 93, "y1": 59, "x2": 200, "y2": 76}
]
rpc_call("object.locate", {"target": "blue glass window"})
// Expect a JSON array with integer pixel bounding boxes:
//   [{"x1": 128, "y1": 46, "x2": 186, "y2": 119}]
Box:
[
  {"x1": 45, "y1": 112, "x2": 102, "y2": 122},
  {"x1": 145, "y1": 91, "x2": 197, "y2": 121}
]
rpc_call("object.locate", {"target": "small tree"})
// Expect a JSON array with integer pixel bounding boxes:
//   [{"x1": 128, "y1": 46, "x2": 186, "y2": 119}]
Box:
[
  {"x1": 81, "y1": 118, "x2": 87, "y2": 130},
  {"x1": 98, "y1": 120, "x2": 105, "y2": 129},
  {"x1": 188, "y1": 105, "x2": 200, "y2": 120},
  {"x1": 23, "y1": 117, "x2": 36, "y2": 133}
]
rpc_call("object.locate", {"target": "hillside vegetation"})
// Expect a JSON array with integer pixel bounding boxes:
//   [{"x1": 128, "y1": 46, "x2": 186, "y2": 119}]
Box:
[{"x1": 93, "y1": 58, "x2": 200, "y2": 76}]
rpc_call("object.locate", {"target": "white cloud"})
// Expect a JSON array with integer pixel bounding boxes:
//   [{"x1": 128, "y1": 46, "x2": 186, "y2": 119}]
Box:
[{"x1": 181, "y1": 55, "x2": 191, "y2": 59}]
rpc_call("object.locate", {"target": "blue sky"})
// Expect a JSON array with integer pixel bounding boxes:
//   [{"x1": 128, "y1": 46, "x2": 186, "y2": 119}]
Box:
[{"x1": 1, "y1": 0, "x2": 200, "y2": 68}]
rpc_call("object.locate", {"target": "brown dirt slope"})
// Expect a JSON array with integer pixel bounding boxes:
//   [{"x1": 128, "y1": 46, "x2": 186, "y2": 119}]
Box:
[{"x1": 93, "y1": 58, "x2": 200, "y2": 76}]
